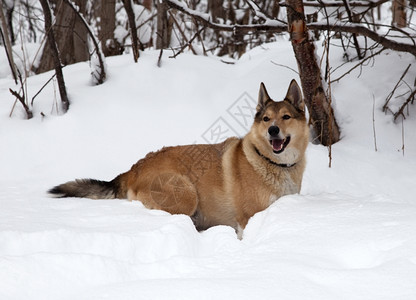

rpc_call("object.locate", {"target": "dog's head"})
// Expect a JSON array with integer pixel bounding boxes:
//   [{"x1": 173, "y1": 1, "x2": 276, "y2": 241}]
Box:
[{"x1": 250, "y1": 80, "x2": 309, "y2": 165}]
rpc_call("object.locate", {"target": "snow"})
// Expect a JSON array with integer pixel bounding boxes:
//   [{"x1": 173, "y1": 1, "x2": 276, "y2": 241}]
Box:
[{"x1": 1, "y1": 38, "x2": 416, "y2": 299}]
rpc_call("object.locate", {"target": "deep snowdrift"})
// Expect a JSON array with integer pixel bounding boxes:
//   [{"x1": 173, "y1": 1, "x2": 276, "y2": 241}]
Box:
[{"x1": 1, "y1": 40, "x2": 416, "y2": 299}]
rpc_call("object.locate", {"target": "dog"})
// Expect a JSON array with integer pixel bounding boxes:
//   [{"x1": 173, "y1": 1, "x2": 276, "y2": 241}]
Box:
[{"x1": 49, "y1": 80, "x2": 309, "y2": 238}]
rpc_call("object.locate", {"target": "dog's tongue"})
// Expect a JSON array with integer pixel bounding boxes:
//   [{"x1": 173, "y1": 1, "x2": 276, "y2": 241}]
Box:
[{"x1": 272, "y1": 139, "x2": 284, "y2": 152}]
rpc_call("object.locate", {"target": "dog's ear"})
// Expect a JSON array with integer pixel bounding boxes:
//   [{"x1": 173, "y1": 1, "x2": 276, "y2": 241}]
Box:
[
  {"x1": 285, "y1": 80, "x2": 304, "y2": 111},
  {"x1": 257, "y1": 82, "x2": 271, "y2": 112}
]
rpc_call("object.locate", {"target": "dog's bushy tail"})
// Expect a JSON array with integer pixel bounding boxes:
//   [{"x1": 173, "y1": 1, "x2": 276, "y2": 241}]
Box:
[{"x1": 48, "y1": 174, "x2": 127, "y2": 199}]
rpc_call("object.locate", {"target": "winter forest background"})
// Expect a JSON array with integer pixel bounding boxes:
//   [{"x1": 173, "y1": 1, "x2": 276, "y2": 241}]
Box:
[
  {"x1": 1, "y1": 0, "x2": 415, "y2": 141},
  {"x1": 1, "y1": 1, "x2": 416, "y2": 299}
]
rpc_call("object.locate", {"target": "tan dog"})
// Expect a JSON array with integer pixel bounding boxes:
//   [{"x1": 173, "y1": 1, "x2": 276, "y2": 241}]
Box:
[{"x1": 50, "y1": 80, "x2": 309, "y2": 238}]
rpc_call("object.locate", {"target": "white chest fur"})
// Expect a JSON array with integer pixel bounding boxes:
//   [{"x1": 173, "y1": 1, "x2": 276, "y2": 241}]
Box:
[{"x1": 269, "y1": 176, "x2": 299, "y2": 205}]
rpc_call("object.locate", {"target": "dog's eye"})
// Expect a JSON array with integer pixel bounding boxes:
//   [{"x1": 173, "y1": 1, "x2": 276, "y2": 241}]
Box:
[
  {"x1": 263, "y1": 116, "x2": 270, "y2": 122},
  {"x1": 282, "y1": 115, "x2": 291, "y2": 120}
]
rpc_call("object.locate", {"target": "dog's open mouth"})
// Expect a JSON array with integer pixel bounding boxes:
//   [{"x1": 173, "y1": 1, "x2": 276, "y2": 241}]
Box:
[{"x1": 270, "y1": 136, "x2": 291, "y2": 154}]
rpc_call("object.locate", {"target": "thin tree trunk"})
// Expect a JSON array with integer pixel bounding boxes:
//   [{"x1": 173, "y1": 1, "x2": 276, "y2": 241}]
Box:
[
  {"x1": 4, "y1": 2, "x2": 15, "y2": 45},
  {"x1": 208, "y1": 0, "x2": 225, "y2": 22},
  {"x1": 392, "y1": 0, "x2": 407, "y2": 27},
  {"x1": 0, "y1": 5, "x2": 17, "y2": 83},
  {"x1": 286, "y1": 0, "x2": 340, "y2": 146},
  {"x1": 341, "y1": 0, "x2": 363, "y2": 59},
  {"x1": 156, "y1": 1, "x2": 170, "y2": 49},
  {"x1": 62, "y1": 0, "x2": 106, "y2": 85},
  {"x1": 39, "y1": 0, "x2": 70, "y2": 113},
  {"x1": 123, "y1": 0, "x2": 140, "y2": 62},
  {"x1": 72, "y1": 1, "x2": 88, "y2": 60},
  {"x1": 36, "y1": 0, "x2": 89, "y2": 74},
  {"x1": 23, "y1": 0, "x2": 37, "y2": 42},
  {"x1": 99, "y1": 0, "x2": 119, "y2": 56}
]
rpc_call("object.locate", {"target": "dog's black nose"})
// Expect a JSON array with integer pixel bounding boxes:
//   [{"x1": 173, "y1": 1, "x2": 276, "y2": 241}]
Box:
[{"x1": 268, "y1": 126, "x2": 280, "y2": 137}]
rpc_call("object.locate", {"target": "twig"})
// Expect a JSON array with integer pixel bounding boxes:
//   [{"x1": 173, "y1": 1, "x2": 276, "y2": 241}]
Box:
[
  {"x1": 164, "y1": 0, "x2": 416, "y2": 57},
  {"x1": 372, "y1": 94, "x2": 378, "y2": 152},
  {"x1": 270, "y1": 60, "x2": 299, "y2": 74},
  {"x1": 331, "y1": 47, "x2": 385, "y2": 83},
  {"x1": 341, "y1": 0, "x2": 363, "y2": 59},
  {"x1": 9, "y1": 98, "x2": 18, "y2": 118},
  {"x1": 308, "y1": 22, "x2": 416, "y2": 57},
  {"x1": 157, "y1": 47, "x2": 163, "y2": 68},
  {"x1": 31, "y1": 73, "x2": 57, "y2": 105},
  {"x1": 169, "y1": 11, "x2": 197, "y2": 55},
  {"x1": 193, "y1": 21, "x2": 207, "y2": 55},
  {"x1": 164, "y1": 0, "x2": 287, "y2": 34},
  {"x1": 317, "y1": 0, "x2": 332, "y2": 81},
  {"x1": 169, "y1": 27, "x2": 204, "y2": 58},
  {"x1": 13, "y1": 91, "x2": 31, "y2": 119},
  {"x1": 401, "y1": 118, "x2": 405, "y2": 156},
  {"x1": 220, "y1": 59, "x2": 235, "y2": 65},
  {"x1": 382, "y1": 63, "x2": 411, "y2": 112},
  {"x1": 279, "y1": 0, "x2": 390, "y2": 8},
  {"x1": 9, "y1": 72, "x2": 33, "y2": 119},
  {"x1": 51, "y1": 78, "x2": 59, "y2": 115},
  {"x1": 246, "y1": 0, "x2": 286, "y2": 24},
  {"x1": 324, "y1": 35, "x2": 333, "y2": 167},
  {"x1": 394, "y1": 89, "x2": 416, "y2": 122}
]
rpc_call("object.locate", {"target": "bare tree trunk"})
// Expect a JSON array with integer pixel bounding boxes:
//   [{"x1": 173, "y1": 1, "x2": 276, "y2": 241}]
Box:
[
  {"x1": 62, "y1": 0, "x2": 106, "y2": 85},
  {"x1": 39, "y1": 0, "x2": 70, "y2": 113},
  {"x1": 286, "y1": 0, "x2": 340, "y2": 146},
  {"x1": 208, "y1": 0, "x2": 225, "y2": 22},
  {"x1": 22, "y1": 0, "x2": 37, "y2": 42},
  {"x1": 341, "y1": 0, "x2": 363, "y2": 59},
  {"x1": 36, "y1": 0, "x2": 89, "y2": 74},
  {"x1": 2, "y1": 1, "x2": 15, "y2": 45},
  {"x1": 99, "y1": 0, "x2": 120, "y2": 56},
  {"x1": 271, "y1": 0, "x2": 280, "y2": 18},
  {"x1": 0, "y1": 5, "x2": 17, "y2": 83},
  {"x1": 392, "y1": 0, "x2": 407, "y2": 27},
  {"x1": 123, "y1": 0, "x2": 140, "y2": 62},
  {"x1": 156, "y1": 1, "x2": 171, "y2": 49}
]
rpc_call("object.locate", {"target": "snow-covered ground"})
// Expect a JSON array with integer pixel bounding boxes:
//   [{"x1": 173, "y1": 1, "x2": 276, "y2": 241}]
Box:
[{"x1": 1, "y1": 38, "x2": 416, "y2": 299}]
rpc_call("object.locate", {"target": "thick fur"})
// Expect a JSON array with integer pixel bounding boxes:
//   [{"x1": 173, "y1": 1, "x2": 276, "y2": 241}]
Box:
[{"x1": 50, "y1": 80, "x2": 309, "y2": 237}]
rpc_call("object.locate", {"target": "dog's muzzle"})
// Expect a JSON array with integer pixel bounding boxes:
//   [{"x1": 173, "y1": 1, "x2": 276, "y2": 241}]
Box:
[{"x1": 268, "y1": 126, "x2": 290, "y2": 154}]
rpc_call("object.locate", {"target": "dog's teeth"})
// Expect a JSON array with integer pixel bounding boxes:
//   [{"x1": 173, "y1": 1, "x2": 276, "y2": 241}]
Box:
[{"x1": 272, "y1": 139, "x2": 285, "y2": 151}]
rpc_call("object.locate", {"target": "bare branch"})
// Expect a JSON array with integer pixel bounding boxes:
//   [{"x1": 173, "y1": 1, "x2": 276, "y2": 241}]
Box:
[
  {"x1": 308, "y1": 22, "x2": 416, "y2": 57},
  {"x1": 331, "y1": 47, "x2": 385, "y2": 83},
  {"x1": 169, "y1": 11, "x2": 197, "y2": 55},
  {"x1": 164, "y1": 0, "x2": 416, "y2": 57},
  {"x1": 270, "y1": 60, "x2": 299, "y2": 74},
  {"x1": 279, "y1": 0, "x2": 390, "y2": 8},
  {"x1": 394, "y1": 89, "x2": 416, "y2": 121},
  {"x1": 383, "y1": 64, "x2": 411, "y2": 112},
  {"x1": 31, "y1": 74, "x2": 57, "y2": 106},
  {"x1": 9, "y1": 72, "x2": 33, "y2": 119},
  {"x1": 372, "y1": 95, "x2": 378, "y2": 152},
  {"x1": 164, "y1": 0, "x2": 287, "y2": 34},
  {"x1": 246, "y1": 0, "x2": 286, "y2": 25}
]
